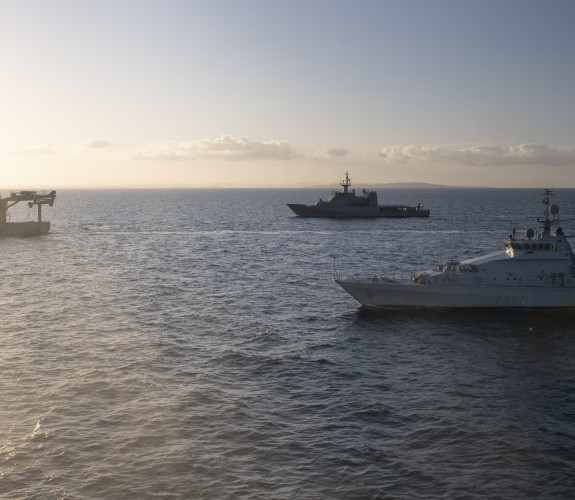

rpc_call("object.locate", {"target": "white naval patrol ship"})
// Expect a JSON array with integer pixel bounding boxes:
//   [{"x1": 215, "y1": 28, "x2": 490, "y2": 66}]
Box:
[
  {"x1": 336, "y1": 189, "x2": 575, "y2": 308},
  {"x1": 287, "y1": 172, "x2": 429, "y2": 218}
]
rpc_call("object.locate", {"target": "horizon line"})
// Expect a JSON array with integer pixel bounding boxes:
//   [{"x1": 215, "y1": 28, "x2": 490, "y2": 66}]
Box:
[{"x1": 3, "y1": 184, "x2": 572, "y2": 191}]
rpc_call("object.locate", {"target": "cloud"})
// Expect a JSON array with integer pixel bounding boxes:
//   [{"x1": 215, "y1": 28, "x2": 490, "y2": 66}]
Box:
[
  {"x1": 4, "y1": 143, "x2": 58, "y2": 155},
  {"x1": 325, "y1": 147, "x2": 348, "y2": 158},
  {"x1": 306, "y1": 147, "x2": 349, "y2": 159},
  {"x1": 81, "y1": 139, "x2": 126, "y2": 148},
  {"x1": 378, "y1": 143, "x2": 575, "y2": 167},
  {"x1": 3, "y1": 139, "x2": 125, "y2": 156},
  {"x1": 133, "y1": 135, "x2": 299, "y2": 161}
]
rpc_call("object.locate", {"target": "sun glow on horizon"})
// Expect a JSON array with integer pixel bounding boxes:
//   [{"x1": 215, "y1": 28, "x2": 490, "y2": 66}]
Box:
[{"x1": 2, "y1": 1, "x2": 574, "y2": 189}]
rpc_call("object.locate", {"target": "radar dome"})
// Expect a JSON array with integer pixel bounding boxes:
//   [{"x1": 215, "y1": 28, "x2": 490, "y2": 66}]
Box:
[
  {"x1": 526, "y1": 228, "x2": 535, "y2": 239},
  {"x1": 550, "y1": 204, "x2": 559, "y2": 215}
]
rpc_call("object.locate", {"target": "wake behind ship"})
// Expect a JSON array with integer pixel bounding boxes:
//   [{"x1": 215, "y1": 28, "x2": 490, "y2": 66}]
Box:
[{"x1": 287, "y1": 172, "x2": 429, "y2": 218}]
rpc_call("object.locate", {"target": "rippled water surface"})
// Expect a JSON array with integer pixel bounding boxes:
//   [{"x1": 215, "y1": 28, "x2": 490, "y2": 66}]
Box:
[{"x1": 1, "y1": 188, "x2": 575, "y2": 498}]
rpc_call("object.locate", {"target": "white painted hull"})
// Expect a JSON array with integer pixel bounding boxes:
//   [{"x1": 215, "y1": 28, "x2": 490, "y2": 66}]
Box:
[{"x1": 336, "y1": 279, "x2": 575, "y2": 308}]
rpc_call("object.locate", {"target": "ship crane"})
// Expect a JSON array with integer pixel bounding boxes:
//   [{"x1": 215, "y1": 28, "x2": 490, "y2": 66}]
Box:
[{"x1": 0, "y1": 190, "x2": 56, "y2": 236}]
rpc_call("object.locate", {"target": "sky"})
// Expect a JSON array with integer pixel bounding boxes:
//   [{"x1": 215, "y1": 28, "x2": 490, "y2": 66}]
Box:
[{"x1": 1, "y1": 0, "x2": 575, "y2": 189}]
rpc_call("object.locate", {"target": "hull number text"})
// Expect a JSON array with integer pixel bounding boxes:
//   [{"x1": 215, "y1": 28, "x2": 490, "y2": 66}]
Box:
[{"x1": 496, "y1": 295, "x2": 528, "y2": 305}]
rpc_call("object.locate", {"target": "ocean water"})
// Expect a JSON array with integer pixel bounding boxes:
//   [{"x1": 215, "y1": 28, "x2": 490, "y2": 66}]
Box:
[{"x1": 1, "y1": 187, "x2": 575, "y2": 499}]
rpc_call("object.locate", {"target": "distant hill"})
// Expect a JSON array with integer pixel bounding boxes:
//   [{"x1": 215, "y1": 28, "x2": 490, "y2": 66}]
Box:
[
  {"x1": 303, "y1": 182, "x2": 493, "y2": 189},
  {"x1": 372, "y1": 182, "x2": 454, "y2": 189},
  {"x1": 371, "y1": 182, "x2": 495, "y2": 189}
]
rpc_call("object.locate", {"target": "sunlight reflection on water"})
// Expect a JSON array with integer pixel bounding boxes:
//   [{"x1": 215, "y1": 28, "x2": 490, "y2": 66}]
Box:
[{"x1": 1, "y1": 188, "x2": 575, "y2": 498}]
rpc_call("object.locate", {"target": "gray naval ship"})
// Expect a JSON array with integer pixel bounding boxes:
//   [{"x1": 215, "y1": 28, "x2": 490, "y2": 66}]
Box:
[
  {"x1": 336, "y1": 189, "x2": 575, "y2": 308},
  {"x1": 287, "y1": 172, "x2": 429, "y2": 218},
  {"x1": 0, "y1": 190, "x2": 56, "y2": 237}
]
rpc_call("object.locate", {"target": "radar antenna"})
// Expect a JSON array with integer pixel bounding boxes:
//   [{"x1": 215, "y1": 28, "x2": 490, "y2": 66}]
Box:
[
  {"x1": 539, "y1": 188, "x2": 559, "y2": 222},
  {"x1": 340, "y1": 172, "x2": 351, "y2": 194},
  {"x1": 537, "y1": 188, "x2": 560, "y2": 239}
]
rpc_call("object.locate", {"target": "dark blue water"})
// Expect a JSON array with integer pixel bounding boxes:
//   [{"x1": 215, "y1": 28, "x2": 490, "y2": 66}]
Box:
[{"x1": 1, "y1": 188, "x2": 574, "y2": 498}]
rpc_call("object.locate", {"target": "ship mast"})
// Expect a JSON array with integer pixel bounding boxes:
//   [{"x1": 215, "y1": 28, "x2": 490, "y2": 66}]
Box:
[
  {"x1": 538, "y1": 188, "x2": 558, "y2": 239},
  {"x1": 340, "y1": 171, "x2": 351, "y2": 194},
  {"x1": 541, "y1": 188, "x2": 552, "y2": 215}
]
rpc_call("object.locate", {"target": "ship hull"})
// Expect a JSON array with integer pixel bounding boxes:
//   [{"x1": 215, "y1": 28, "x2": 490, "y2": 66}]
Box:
[
  {"x1": 336, "y1": 279, "x2": 575, "y2": 308},
  {"x1": 287, "y1": 204, "x2": 430, "y2": 218},
  {"x1": 0, "y1": 222, "x2": 51, "y2": 237}
]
